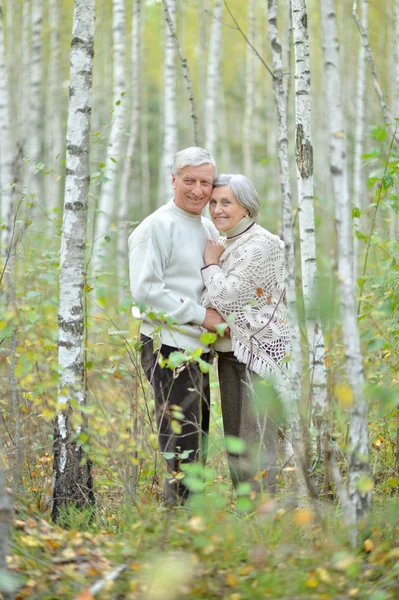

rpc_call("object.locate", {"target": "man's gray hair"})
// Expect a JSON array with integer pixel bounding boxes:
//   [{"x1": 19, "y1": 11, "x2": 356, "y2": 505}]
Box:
[
  {"x1": 172, "y1": 146, "x2": 217, "y2": 177},
  {"x1": 213, "y1": 174, "x2": 260, "y2": 219}
]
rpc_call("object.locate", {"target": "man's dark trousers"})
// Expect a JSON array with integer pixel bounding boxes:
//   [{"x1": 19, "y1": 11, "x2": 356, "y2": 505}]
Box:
[{"x1": 140, "y1": 334, "x2": 211, "y2": 505}]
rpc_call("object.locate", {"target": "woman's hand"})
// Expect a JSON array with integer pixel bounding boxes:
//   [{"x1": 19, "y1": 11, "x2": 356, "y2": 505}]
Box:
[{"x1": 204, "y1": 239, "x2": 225, "y2": 265}]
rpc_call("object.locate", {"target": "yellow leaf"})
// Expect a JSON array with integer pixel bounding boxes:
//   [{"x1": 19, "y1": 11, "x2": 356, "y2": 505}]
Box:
[
  {"x1": 226, "y1": 573, "x2": 238, "y2": 587},
  {"x1": 334, "y1": 383, "x2": 353, "y2": 408},
  {"x1": 305, "y1": 573, "x2": 319, "y2": 588},
  {"x1": 349, "y1": 589, "x2": 359, "y2": 597},
  {"x1": 294, "y1": 508, "x2": 313, "y2": 526},
  {"x1": 363, "y1": 539, "x2": 374, "y2": 553},
  {"x1": 316, "y1": 567, "x2": 331, "y2": 583}
]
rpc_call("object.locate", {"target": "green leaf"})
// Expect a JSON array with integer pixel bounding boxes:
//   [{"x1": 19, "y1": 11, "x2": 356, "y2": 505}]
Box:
[
  {"x1": 200, "y1": 332, "x2": 217, "y2": 345},
  {"x1": 355, "y1": 476, "x2": 374, "y2": 493},
  {"x1": 215, "y1": 323, "x2": 229, "y2": 336},
  {"x1": 166, "y1": 351, "x2": 187, "y2": 369},
  {"x1": 104, "y1": 235, "x2": 111, "y2": 242},
  {"x1": 352, "y1": 206, "x2": 361, "y2": 219},
  {"x1": 197, "y1": 358, "x2": 210, "y2": 373},
  {"x1": 225, "y1": 435, "x2": 246, "y2": 455},
  {"x1": 367, "y1": 338, "x2": 385, "y2": 352},
  {"x1": 280, "y1": 355, "x2": 292, "y2": 364},
  {"x1": 184, "y1": 476, "x2": 205, "y2": 493},
  {"x1": 236, "y1": 497, "x2": 253, "y2": 513},
  {"x1": 382, "y1": 174, "x2": 394, "y2": 190},
  {"x1": 236, "y1": 482, "x2": 252, "y2": 496},
  {"x1": 370, "y1": 125, "x2": 387, "y2": 141},
  {"x1": 171, "y1": 420, "x2": 182, "y2": 434}
]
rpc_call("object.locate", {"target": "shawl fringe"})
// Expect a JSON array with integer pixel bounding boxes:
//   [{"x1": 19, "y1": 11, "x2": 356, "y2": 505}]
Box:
[{"x1": 232, "y1": 337, "x2": 290, "y2": 384}]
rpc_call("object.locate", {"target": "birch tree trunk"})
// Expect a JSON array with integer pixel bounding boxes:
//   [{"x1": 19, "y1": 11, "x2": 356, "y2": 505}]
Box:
[
  {"x1": 319, "y1": 0, "x2": 371, "y2": 532},
  {"x1": 94, "y1": 0, "x2": 126, "y2": 274},
  {"x1": 242, "y1": 0, "x2": 255, "y2": 178},
  {"x1": 291, "y1": 0, "x2": 329, "y2": 434},
  {"x1": 0, "y1": 0, "x2": 14, "y2": 264},
  {"x1": 0, "y1": 459, "x2": 13, "y2": 600},
  {"x1": 158, "y1": 0, "x2": 177, "y2": 206},
  {"x1": 20, "y1": 0, "x2": 30, "y2": 161},
  {"x1": 29, "y1": 0, "x2": 43, "y2": 199},
  {"x1": 267, "y1": 0, "x2": 306, "y2": 495},
  {"x1": 353, "y1": 0, "x2": 368, "y2": 282},
  {"x1": 162, "y1": 0, "x2": 199, "y2": 146},
  {"x1": 140, "y1": 85, "x2": 150, "y2": 215},
  {"x1": 392, "y1": 0, "x2": 399, "y2": 241},
  {"x1": 204, "y1": 0, "x2": 223, "y2": 156},
  {"x1": 117, "y1": 0, "x2": 141, "y2": 303},
  {"x1": 45, "y1": 0, "x2": 63, "y2": 213},
  {"x1": 52, "y1": 0, "x2": 96, "y2": 523}
]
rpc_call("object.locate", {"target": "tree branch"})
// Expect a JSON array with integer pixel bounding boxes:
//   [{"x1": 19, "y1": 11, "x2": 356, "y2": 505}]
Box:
[
  {"x1": 162, "y1": 0, "x2": 199, "y2": 145},
  {"x1": 352, "y1": 0, "x2": 392, "y2": 125},
  {"x1": 223, "y1": 1, "x2": 275, "y2": 78}
]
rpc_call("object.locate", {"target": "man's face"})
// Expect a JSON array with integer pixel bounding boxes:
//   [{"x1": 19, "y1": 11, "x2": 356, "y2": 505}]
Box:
[{"x1": 172, "y1": 163, "x2": 214, "y2": 215}]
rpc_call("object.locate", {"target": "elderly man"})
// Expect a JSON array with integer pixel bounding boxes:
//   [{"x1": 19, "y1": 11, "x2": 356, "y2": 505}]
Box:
[{"x1": 128, "y1": 147, "x2": 224, "y2": 505}]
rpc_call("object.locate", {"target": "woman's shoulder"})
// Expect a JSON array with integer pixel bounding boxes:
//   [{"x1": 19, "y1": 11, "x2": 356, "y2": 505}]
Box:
[{"x1": 250, "y1": 224, "x2": 285, "y2": 250}]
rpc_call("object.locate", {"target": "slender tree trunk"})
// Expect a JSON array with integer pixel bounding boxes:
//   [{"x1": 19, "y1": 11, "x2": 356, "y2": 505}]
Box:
[
  {"x1": 45, "y1": 0, "x2": 63, "y2": 213},
  {"x1": 353, "y1": 0, "x2": 368, "y2": 283},
  {"x1": 291, "y1": 0, "x2": 329, "y2": 437},
  {"x1": 140, "y1": 84, "x2": 150, "y2": 215},
  {"x1": 267, "y1": 0, "x2": 306, "y2": 495},
  {"x1": 10, "y1": 329, "x2": 22, "y2": 493},
  {"x1": 242, "y1": 0, "x2": 255, "y2": 178},
  {"x1": 0, "y1": 0, "x2": 15, "y2": 264},
  {"x1": 392, "y1": 0, "x2": 399, "y2": 241},
  {"x1": 52, "y1": 0, "x2": 96, "y2": 523},
  {"x1": 29, "y1": 0, "x2": 43, "y2": 199},
  {"x1": 204, "y1": 0, "x2": 223, "y2": 156},
  {"x1": 0, "y1": 455, "x2": 13, "y2": 600},
  {"x1": 117, "y1": 0, "x2": 141, "y2": 302},
  {"x1": 158, "y1": 0, "x2": 177, "y2": 206},
  {"x1": 162, "y1": 0, "x2": 199, "y2": 146},
  {"x1": 353, "y1": 0, "x2": 392, "y2": 126},
  {"x1": 319, "y1": 0, "x2": 371, "y2": 536},
  {"x1": 94, "y1": 0, "x2": 126, "y2": 275}
]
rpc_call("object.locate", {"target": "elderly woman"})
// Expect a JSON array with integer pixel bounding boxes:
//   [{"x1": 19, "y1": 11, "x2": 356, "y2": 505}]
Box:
[{"x1": 201, "y1": 174, "x2": 291, "y2": 493}]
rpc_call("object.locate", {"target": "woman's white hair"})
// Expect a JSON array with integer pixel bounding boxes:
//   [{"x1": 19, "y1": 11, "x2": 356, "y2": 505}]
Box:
[
  {"x1": 172, "y1": 146, "x2": 216, "y2": 177},
  {"x1": 213, "y1": 174, "x2": 260, "y2": 219}
]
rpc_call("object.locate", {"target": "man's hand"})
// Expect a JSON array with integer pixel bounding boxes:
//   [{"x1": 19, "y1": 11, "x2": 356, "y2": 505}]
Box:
[
  {"x1": 202, "y1": 307, "x2": 225, "y2": 332},
  {"x1": 204, "y1": 239, "x2": 225, "y2": 266}
]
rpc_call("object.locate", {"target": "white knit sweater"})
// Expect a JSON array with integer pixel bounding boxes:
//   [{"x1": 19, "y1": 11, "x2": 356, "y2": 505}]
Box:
[
  {"x1": 201, "y1": 217, "x2": 291, "y2": 382},
  {"x1": 128, "y1": 200, "x2": 218, "y2": 351}
]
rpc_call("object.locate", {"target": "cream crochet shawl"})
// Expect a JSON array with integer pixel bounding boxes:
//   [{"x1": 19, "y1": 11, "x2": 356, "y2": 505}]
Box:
[{"x1": 201, "y1": 217, "x2": 291, "y2": 385}]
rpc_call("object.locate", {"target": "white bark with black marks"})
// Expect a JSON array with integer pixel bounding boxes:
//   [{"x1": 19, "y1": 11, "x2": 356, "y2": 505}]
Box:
[
  {"x1": 29, "y1": 0, "x2": 43, "y2": 198},
  {"x1": 162, "y1": 0, "x2": 199, "y2": 146},
  {"x1": 268, "y1": 0, "x2": 306, "y2": 495},
  {"x1": 353, "y1": 0, "x2": 368, "y2": 282},
  {"x1": 320, "y1": 0, "x2": 371, "y2": 530},
  {"x1": 353, "y1": 0, "x2": 391, "y2": 126},
  {"x1": 242, "y1": 0, "x2": 255, "y2": 178},
  {"x1": 52, "y1": 0, "x2": 96, "y2": 523},
  {"x1": 118, "y1": 0, "x2": 141, "y2": 302},
  {"x1": 0, "y1": 0, "x2": 15, "y2": 263},
  {"x1": 94, "y1": 0, "x2": 126, "y2": 273},
  {"x1": 205, "y1": 0, "x2": 223, "y2": 156},
  {"x1": 291, "y1": 0, "x2": 329, "y2": 429},
  {"x1": 45, "y1": 0, "x2": 63, "y2": 213},
  {"x1": 158, "y1": 0, "x2": 177, "y2": 206}
]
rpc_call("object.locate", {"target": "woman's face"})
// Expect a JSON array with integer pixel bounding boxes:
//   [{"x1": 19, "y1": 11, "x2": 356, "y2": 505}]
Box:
[{"x1": 209, "y1": 185, "x2": 249, "y2": 232}]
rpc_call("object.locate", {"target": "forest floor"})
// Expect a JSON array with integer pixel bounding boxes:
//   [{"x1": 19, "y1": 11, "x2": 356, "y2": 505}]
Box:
[{"x1": 7, "y1": 470, "x2": 399, "y2": 600}]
